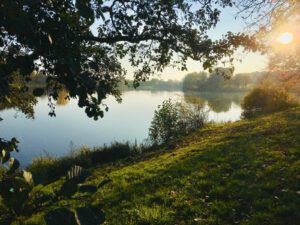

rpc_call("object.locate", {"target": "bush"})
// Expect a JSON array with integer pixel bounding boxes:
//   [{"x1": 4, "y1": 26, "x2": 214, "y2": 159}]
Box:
[
  {"x1": 149, "y1": 99, "x2": 208, "y2": 145},
  {"x1": 242, "y1": 85, "x2": 299, "y2": 119}
]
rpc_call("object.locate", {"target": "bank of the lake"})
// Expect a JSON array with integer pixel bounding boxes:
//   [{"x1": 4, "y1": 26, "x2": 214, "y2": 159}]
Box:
[{"x1": 12, "y1": 107, "x2": 300, "y2": 225}]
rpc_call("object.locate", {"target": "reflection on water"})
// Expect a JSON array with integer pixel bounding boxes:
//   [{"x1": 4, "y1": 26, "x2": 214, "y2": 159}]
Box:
[
  {"x1": 0, "y1": 90, "x2": 246, "y2": 165},
  {"x1": 184, "y1": 91, "x2": 244, "y2": 112},
  {"x1": 56, "y1": 89, "x2": 69, "y2": 106},
  {"x1": 183, "y1": 91, "x2": 246, "y2": 123}
]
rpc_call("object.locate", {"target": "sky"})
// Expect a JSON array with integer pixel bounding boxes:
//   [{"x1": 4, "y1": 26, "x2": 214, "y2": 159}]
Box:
[{"x1": 91, "y1": 5, "x2": 268, "y2": 81}]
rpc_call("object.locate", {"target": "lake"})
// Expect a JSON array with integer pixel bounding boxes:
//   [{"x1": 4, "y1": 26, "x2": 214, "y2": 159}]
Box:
[{"x1": 0, "y1": 90, "x2": 246, "y2": 166}]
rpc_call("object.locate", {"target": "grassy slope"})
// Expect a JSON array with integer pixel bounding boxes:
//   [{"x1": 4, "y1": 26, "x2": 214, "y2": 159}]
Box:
[{"x1": 24, "y1": 108, "x2": 300, "y2": 225}]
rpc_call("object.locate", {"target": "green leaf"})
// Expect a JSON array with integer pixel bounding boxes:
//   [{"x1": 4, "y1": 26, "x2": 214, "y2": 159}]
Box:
[
  {"x1": 203, "y1": 61, "x2": 211, "y2": 70},
  {"x1": 2, "y1": 150, "x2": 10, "y2": 164},
  {"x1": 48, "y1": 34, "x2": 53, "y2": 45},
  {"x1": 5, "y1": 96, "x2": 11, "y2": 104},
  {"x1": 23, "y1": 170, "x2": 34, "y2": 186},
  {"x1": 8, "y1": 158, "x2": 20, "y2": 174}
]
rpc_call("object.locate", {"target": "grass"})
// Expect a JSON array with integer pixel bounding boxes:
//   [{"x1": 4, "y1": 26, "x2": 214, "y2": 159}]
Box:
[
  {"x1": 27, "y1": 142, "x2": 147, "y2": 185},
  {"x1": 2, "y1": 107, "x2": 300, "y2": 224}
]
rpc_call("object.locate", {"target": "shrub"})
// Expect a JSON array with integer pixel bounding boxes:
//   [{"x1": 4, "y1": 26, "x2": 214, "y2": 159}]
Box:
[
  {"x1": 149, "y1": 99, "x2": 208, "y2": 145},
  {"x1": 242, "y1": 85, "x2": 299, "y2": 119}
]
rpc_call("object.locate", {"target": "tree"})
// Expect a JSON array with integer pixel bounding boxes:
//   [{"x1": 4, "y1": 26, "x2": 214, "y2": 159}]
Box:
[
  {"x1": 205, "y1": 68, "x2": 232, "y2": 91},
  {"x1": 182, "y1": 72, "x2": 208, "y2": 91}
]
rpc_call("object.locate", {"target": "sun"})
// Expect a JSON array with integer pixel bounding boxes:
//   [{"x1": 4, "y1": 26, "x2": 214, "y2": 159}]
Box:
[{"x1": 277, "y1": 32, "x2": 294, "y2": 44}]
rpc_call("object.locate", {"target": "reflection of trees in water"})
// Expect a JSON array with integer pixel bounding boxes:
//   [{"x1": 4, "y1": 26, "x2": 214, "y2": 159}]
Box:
[
  {"x1": 0, "y1": 88, "x2": 69, "y2": 118},
  {"x1": 207, "y1": 97, "x2": 231, "y2": 113},
  {"x1": 183, "y1": 92, "x2": 246, "y2": 113},
  {"x1": 56, "y1": 90, "x2": 69, "y2": 106},
  {"x1": 230, "y1": 93, "x2": 246, "y2": 105},
  {"x1": 0, "y1": 72, "x2": 37, "y2": 118},
  {"x1": 183, "y1": 95, "x2": 205, "y2": 108},
  {"x1": 0, "y1": 91, "x2": 37, "y2": 118}
]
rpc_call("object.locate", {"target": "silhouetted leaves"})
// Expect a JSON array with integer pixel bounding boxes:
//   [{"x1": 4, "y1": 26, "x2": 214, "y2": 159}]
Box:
[
  {"x1": 32, "y1": 88, "x2": 44, "y2": 97},
  {"x1": 8, "y1": 158, "x2": 20, "y2": 174}
]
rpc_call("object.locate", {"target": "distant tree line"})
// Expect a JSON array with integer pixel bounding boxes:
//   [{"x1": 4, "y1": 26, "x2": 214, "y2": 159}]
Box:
[
  {"x1": 183, "y1": 69, "x2": 268, "y2": 92},
  {"x1": 118, "y1": 78, "x2": 182, "y2": 91}
]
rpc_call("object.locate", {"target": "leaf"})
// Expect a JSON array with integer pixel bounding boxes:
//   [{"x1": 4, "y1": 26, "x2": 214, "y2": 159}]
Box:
[
  {"x1": 98, "y1": 10, "x2": 106, "y2": 21},
  {"x1": 11, "y1": 137, "x2": 19, "y2": 144},
  {"x1": 33, "y1": 88, "x2": 45, "y2": 97},
  {"x1": 2, "y1": 150, "x2": 10, "y2": 164},
  {"x1": 23, "y1": 170, "x2": 34, "y2": 186},
  {"x1": 8, "y1": 158, "x2": 20, "y2": 174},
  {"x1": 48, "y1": 34, "x2": 53, "y2": 45},
  {"x1": 76, "y1": 0, "x2": 94, "y2": 24},
  {"x1": 99, "y1": 111, "x2": 104, "y2": 118},
  {"x1": 5, "y1": 96, "x2": 11, "y2": 104},
  {"x1": 203, "y1": 61, "x2": 211, "y2": 70}
]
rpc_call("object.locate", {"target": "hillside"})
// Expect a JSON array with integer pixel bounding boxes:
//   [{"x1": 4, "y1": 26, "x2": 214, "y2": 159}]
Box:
[{"x1": 8, "y1": 108, "x2": 300, "y2": 224}]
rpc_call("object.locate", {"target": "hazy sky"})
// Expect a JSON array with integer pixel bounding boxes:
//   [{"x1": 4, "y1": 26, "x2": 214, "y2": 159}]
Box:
[{"x1": 91, "y1": 5, "x2": 268, "y2": 81}]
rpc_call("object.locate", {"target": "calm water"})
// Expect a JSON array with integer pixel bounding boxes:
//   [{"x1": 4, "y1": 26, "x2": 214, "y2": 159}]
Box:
[{"x1": 0, "y1": 90, "x2": 246, "y2": 165}]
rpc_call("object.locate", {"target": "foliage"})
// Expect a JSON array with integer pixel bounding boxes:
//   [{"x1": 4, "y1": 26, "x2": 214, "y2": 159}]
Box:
[
  {"x1": 242, "y1": 83, "x2": 299, "y2": 119},
  {"x1": 0, "y1": 71, "x2": 37, "y2": 118},
  {"x1": 149, "y1": 99, "x2": 207, "y2": 145},
  {"x1": 12, "y1": 107, "x2": 300, "y2": 225},
  {"x1": 182, "y1": 72, "x2": 209, "y2": 91},
  {"x1": 149, "y1": 99, "x2": 180, "y2": 144}
]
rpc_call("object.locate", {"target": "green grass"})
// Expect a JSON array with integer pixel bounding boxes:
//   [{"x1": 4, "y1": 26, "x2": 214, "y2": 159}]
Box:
[{"x1": 5, "y1": 107, "x2": 300, "y2": 224}]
